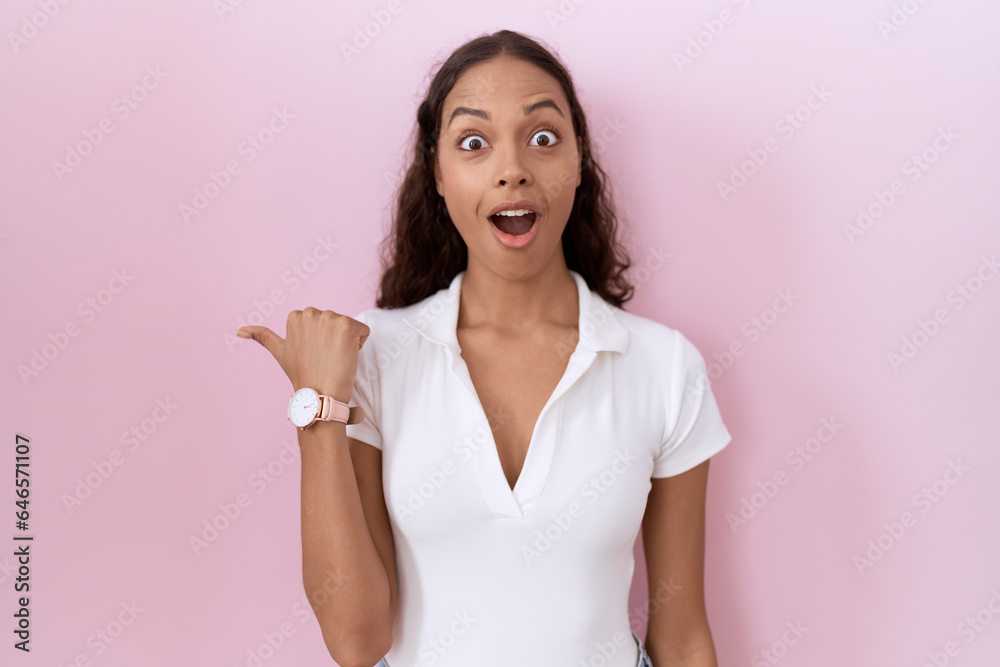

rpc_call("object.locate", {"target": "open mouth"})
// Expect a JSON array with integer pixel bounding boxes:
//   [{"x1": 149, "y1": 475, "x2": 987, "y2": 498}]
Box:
[{"x1": 489, "y1": 211, "x2": 537, "y2": 236}]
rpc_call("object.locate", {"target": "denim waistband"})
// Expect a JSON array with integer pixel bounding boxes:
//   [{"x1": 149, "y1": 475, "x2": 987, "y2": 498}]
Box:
[{"x1": 632, "y1": 630, "x2": 654, "y2": 667}]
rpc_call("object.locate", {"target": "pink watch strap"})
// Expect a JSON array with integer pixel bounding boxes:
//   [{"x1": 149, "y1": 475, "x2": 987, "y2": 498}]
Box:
[{"x1": 318, "y1": 395, "x2": 365, "y2": 425}]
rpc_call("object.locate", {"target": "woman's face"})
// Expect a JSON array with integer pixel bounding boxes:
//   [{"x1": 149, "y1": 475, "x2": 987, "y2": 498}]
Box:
[{"x1": 432, "y1": 55, "x2": 582, "y2": 278}]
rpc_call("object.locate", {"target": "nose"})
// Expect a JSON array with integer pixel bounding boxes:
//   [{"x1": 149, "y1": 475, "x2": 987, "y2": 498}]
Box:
[{"x1": 494, "y1": 142, "x2": 531, "y2": 187}]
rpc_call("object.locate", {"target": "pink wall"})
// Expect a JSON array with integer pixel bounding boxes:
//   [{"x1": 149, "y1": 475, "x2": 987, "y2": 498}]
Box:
[{"x1": 2, "y1": 1, "x2": 998, "y2": 665}]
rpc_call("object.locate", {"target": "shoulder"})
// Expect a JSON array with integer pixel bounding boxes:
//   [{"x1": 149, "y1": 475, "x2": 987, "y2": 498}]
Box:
[
  {"x1": 611, "y1": 305, "x2": 706, "y2": 369},
  {"x1": 349, "y1": 284, "x2": 456, "y2": 359},
  {"x1": 350, "y1": 296, "x2": 439, "y2": 339},
  {"x1": 350, "y1": 305, "x2": 403, "y2": 333}
]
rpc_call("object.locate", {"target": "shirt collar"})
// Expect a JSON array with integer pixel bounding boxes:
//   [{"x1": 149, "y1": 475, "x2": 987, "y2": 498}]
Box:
[{"x1": 402, "y1": 269, "x2": 629, "y2": 354}]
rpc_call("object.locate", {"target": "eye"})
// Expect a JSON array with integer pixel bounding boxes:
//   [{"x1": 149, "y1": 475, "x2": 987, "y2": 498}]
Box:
[
  {"x1": 458, "y1": 134, "x2": 489, "y2": 151},
  {"x1": 530, "y1": 128, "x2": 560, "y2": 147}
]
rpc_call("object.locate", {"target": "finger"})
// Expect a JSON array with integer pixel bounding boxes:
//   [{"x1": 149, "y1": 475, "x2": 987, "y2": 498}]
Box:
[{"x1": 236, "y1": 325, "x2": 284, "y2": 360}]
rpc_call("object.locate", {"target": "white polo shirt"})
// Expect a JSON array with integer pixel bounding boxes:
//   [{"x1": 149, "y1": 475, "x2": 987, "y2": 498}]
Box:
[{"x1": 346, "y1": 269, "x2": 732, "y2": 666}]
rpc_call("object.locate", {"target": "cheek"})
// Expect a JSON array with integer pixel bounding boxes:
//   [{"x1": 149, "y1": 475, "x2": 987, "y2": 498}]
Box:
[
  {"x1": 538, "y1": 158, "x2": 579, "y2": 204},
  {"x1": 440, "y1": 157, "x2": 483, "y2": 194}
]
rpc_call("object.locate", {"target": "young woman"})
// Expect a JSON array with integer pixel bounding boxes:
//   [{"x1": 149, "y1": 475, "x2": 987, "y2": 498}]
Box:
[{"x1": 238, "y1": 30, "x2": 731, "y2": 667}]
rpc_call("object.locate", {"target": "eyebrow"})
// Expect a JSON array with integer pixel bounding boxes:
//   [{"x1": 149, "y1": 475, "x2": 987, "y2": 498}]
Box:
[{"x1": 446, "y1": 99, "x2": 565, "y2": 128}]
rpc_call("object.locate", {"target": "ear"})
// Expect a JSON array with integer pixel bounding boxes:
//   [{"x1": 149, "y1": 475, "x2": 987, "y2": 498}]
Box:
[{"x1": 431, "y1": 146, "x2": 443, "y2": 196}]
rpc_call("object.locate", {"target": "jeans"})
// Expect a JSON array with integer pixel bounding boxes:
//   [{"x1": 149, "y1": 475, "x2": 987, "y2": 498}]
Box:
[{"x1": 376, "y1": 629, "x2": 654, "y2": 666}]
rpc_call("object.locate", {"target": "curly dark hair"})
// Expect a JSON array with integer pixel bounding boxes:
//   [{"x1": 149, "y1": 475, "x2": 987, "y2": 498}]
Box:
[{"x1": 374, "y1": 29, "x2": 634, "y2": 309}]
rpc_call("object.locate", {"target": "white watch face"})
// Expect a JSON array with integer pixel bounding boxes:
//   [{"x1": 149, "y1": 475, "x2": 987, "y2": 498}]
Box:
[{"x1": 288, "y1": 387, "x2": 320, "y2": 428}]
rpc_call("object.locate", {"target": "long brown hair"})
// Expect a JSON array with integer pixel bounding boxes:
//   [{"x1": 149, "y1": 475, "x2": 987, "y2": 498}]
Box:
[{"x1": 374, "y1": 30, "x2": 634, "y2": 309}]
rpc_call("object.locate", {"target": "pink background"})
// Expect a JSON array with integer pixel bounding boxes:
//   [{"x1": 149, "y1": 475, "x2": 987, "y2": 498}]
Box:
[{"x1": 3, "y1": 1, "x2": 999, "y2": 665}]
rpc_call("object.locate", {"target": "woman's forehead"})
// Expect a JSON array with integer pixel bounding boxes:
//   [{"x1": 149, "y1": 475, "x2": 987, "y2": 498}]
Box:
[{"x1": 447, "y1": 57, "x2": 564, "y2": 104}]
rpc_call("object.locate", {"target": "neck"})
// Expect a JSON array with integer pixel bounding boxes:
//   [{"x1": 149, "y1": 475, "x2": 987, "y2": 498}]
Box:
[{"x1": 457, "y1": 257, "x2": 579, "y2": 336}]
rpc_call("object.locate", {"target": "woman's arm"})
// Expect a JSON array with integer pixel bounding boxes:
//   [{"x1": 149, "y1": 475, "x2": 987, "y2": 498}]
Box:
[
  {"x1": 238, "y1": 314, "x2": 396, "y2": 666},
  {"x1": 641, "y1": 459, "x2": 719, "y2": 667},
  {"x1": 298, "y1": 419, "x2": 396, "y2": 667}
]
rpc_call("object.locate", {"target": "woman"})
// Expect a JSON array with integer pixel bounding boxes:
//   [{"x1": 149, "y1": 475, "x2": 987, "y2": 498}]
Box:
[{"x1": 238, "y1": 29, "x2": 731, "y2": 667}]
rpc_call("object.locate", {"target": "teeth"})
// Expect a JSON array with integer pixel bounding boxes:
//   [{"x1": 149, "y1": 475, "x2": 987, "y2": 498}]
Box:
[{"x1": 495, "y1": 209, "x2": 531, "y2": 216}]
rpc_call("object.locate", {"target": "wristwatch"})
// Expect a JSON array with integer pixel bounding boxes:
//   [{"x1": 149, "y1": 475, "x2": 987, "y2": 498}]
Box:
[{"x1": 287, "y1": 387, "x2": 365, "y2": 429}]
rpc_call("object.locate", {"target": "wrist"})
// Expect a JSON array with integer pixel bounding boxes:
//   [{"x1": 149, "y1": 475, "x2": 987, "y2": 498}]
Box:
[
  {"x1": 287, "y1": 387, "x2": 361, "y2": 429},
  {"x1": 293, "y1": 384, "x2": 353, "y2": 403},
  {"x1": 325, "y1": 388, "x2": 353, "y2": 404}
]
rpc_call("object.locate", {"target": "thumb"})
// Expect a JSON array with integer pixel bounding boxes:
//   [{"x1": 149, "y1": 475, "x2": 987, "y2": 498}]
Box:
[{"x1": 236, "y1": 325, "x2": 284, "y2": 361}]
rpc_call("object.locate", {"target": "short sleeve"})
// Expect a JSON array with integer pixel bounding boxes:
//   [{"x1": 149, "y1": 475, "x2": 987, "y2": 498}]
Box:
[
  {"x1": 344, "y1": 310, "x2": 382, "y2": 450},
  {"x1": 651, "y1": 332, "x2": 732, "y2": 478}
]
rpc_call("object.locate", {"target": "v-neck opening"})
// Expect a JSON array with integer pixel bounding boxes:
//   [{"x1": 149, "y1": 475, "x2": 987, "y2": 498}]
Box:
[
  {"x1": 455, "y1": 345, "x2": 572, "y2": 492},
  {"x1": 444, "y1": 271, "x2": 597, "y2": 520},
  {"x1": 447, "y1": 344, "x2": 596, "y2": 520},
  {"x1": 400, "y1": 268, "x2": 631, "y2": 519}
]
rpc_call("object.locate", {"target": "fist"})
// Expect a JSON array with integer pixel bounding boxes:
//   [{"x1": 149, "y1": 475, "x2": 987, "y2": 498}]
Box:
[{"x1": 237, "y1": 307, "x2": 370, "y2": 402}]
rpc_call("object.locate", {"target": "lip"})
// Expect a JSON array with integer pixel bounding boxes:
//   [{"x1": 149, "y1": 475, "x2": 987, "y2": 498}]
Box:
[
  {"x1": 487, "y1": 206, "x2": 540, "y2": 249},
  {"x1": 486, "y1": 199, "x2": 540, "y2": 218}
]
